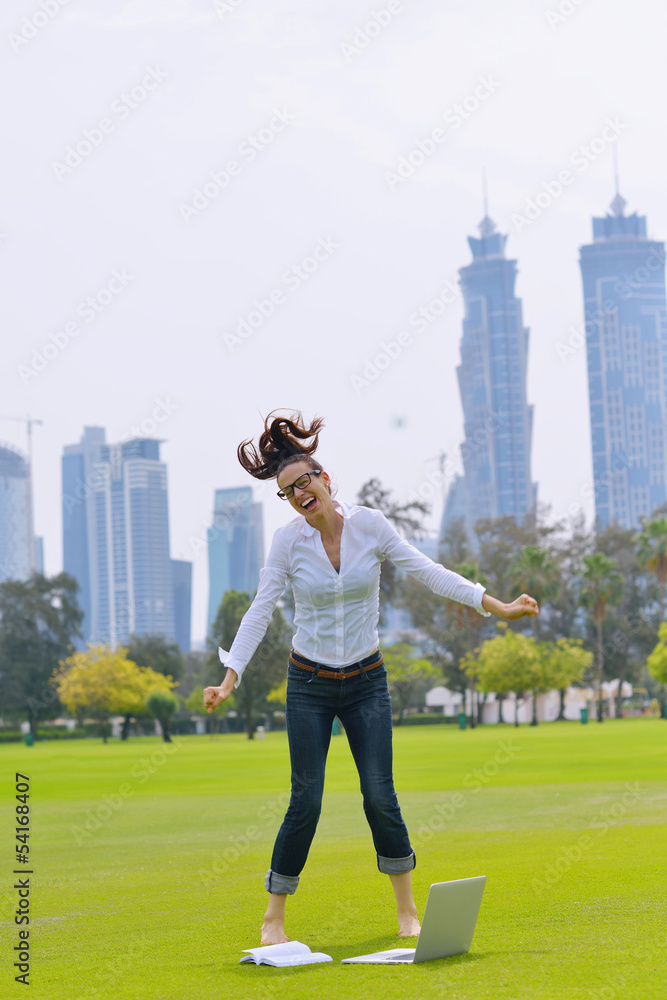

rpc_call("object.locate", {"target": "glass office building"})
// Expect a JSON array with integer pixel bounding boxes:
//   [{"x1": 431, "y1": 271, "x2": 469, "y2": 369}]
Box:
[
  {"x1": 0, "y1": 444, "x2": 31, "y2": 584},
  {"x1": 579, "y1": 193, "x2": 667, "y2": 528},
  {"x1": 444, "y1": 213, "x2": 537, "y2": 533},
  {"x1": 207, "y1": 486, "x2": 264, "y2": 635},
  {"x1": 62, "y1": 428, "x2": 182, "y2": 646}
]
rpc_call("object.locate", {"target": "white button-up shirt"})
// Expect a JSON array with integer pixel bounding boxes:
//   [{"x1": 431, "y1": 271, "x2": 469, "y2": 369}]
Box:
[{"x1": 219, "y1": 499, "x2": 490, "y2": 688}]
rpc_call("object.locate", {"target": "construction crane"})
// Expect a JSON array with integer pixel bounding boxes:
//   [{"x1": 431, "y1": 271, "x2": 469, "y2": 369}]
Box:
[{"x1": 0, "y1": 415, "x2": 43, "y2": 572}]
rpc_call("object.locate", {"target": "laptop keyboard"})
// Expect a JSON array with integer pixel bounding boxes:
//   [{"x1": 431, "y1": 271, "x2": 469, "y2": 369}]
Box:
[{"x1": 385, "y1": 951, "x2": 415, "y2": 961}]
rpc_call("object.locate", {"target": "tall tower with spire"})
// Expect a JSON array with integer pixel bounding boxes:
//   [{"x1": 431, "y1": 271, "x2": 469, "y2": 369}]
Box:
[
  {"x1": 442, "y1": 204, "x2": 537, "y2": 540},
  {"x1": 579, "y1": 190, "x2": 667, "y2": 528}
]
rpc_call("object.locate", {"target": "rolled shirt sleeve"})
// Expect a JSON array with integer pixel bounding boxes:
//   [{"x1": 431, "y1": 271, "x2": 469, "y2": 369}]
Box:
[
  {"x1": 218, "y1": 529, "x2": 291, "y2": 688},
  {"x1": 374, "y1": 511, "x2": 492, "y2": 616}
]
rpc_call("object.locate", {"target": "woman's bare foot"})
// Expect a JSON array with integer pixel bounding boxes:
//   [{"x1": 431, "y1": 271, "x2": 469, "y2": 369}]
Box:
[
  {"x1": 389, "y1": 871, "x2": 421, "y2": 936},
  {"x1": 261, "y1": 890, "x2": 289, "y2": 944},
  {"x1": 397, "y1": 910, "x2": 421, "y2": 937},
  {"x1": 260, "y1": 916, "x2": 290, "y2": 945}
]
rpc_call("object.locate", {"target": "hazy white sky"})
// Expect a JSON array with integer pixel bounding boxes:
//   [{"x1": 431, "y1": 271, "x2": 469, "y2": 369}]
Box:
[{"x1": 2, "y1": 0, "x2": 666, "y2": 644}]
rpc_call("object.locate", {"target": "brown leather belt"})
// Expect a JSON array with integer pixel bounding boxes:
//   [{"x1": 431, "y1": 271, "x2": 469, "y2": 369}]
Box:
[{"x1": 289, "y1": 649, "x2": 383, "y2": 680}]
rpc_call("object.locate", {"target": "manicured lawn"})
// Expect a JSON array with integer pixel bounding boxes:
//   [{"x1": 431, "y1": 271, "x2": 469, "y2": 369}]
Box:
[{"x1": 1, "y1": 719, "x2": 666, "y2": 999}]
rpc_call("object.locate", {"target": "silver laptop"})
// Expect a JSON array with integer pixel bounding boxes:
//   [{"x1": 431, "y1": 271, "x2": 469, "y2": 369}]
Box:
[{"x1": 340, "y1": 876, "x2": 486, "y2": 964}]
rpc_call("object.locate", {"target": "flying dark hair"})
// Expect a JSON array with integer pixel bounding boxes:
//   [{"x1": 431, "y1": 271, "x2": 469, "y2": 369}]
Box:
[{"x1": 237, "y1": 410, "x2": 325, "y2": 481}]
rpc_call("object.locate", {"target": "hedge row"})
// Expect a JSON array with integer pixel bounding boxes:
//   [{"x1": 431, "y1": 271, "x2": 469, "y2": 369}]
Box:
[
  {"x1": 0, "y1": 728, "x2": 89, "y2": 743},
  {"x1": 392, "y1": 714, "x2": 460, "y2": 726}
]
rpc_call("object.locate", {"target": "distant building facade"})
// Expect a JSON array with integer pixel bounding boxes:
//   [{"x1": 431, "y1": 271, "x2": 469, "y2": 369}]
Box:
[
  {"x1": 171, "y1": 558, "x2": 192, "y2": 652},
  {"x1": 443, "y1": 214, "x2": 537, "y2": 537},
  {"x1": 0, "y1": 444, "x2": 31, "y2": 584},
  {"x1": 62, "y1": 427, "x2": 180, "y2": 646},
  {"x1": 207, "y1": 486, "x2": 264, "y2": 635},
  {"x1": 579, "y1": 193, "x2": 667, "y2": 528}
]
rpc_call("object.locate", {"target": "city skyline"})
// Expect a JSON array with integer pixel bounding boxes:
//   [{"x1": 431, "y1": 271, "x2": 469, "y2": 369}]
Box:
[
  {"x1": 62, "y1": 427, "x2": 188, "y2": 649},
  {"x1": 4, "y1": 0, "x2": 667, "y2": 643}
]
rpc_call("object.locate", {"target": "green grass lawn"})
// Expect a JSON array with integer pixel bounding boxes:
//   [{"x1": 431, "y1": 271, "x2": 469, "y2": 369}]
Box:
[{"x1": 1, "y1": 718, "x2": 666, "y2": 999}]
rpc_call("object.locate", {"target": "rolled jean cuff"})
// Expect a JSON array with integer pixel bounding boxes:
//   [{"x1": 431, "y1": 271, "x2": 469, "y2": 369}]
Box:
[
  {"x1": 377, "y1": 849, "x2": 416, "y2": 875},
  {"x1": 265, "y1": 869, "x2": 300, "y2": 895}
]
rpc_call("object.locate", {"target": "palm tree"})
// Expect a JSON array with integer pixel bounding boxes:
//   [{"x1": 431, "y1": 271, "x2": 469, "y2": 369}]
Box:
[
  {"x1": 450, "y1": 560, "x2": 488, "y2": 727},
  {"x1": 636, "y1": 516, "x2": 667, "y2": 622},
  {"x1": 509, "y1": 545, "x2": 560, "y2": 725},
  {"x1": 579, "y1": 553, "x2": 624, "y2": 722}
]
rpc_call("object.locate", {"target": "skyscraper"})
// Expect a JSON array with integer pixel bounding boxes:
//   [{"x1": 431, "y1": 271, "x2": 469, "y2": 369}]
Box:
[
  {"x1": 0, "y1": 444, "x2": 31, "y2": 584},
  {"x1": 207, "y1": 486, "x2": 264, "y2": 635},
  {"x1": 62, "y1": 428, "x2": 178, "y2": 646},
  {"x1": 443, "y1": 213, "x2": 537, "y2": 533},
  {"x1": 171, "y1": 558, "x2": 192, "y2": 652},
  {"x1": 579, "y1": 193, "x2": 667, "y2": 528},
  {"x1": 62, "y1": 426, "x2": 105, "y2": 639}
]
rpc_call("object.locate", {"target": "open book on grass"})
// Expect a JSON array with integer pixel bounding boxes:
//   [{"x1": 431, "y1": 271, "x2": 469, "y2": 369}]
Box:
[{"x1": 240, "y1": 941, "x2": 333, "y2": 966}]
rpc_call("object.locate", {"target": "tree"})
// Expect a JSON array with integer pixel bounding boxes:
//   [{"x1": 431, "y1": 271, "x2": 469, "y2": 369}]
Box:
[
  {"x1": 509, "y1": 545, "x2": 560, "y2": 725},
  {"x1": 646, "y1": 622, "x2": 667, "y2": 717},
  {"x1": 547, "y1": 510, "x2": 593, "y2": 653},
  {"x1": 540, "y1": 638, "x2": 593, "y2": 718},
  {"x1": 208, "y1": 590, "x2": 290, "y2": 739},
  {"x1": 474, "y1": 511, "x2": 554, "y2": 600},
  {"x1": 127, "y1": 633, "x2": 184, "y2": 680},
  {"x1": 637, "y1": 515, "x2": 667, "y2": 622},
  {"x1": 54, "y1": 645, "x2": 175, "y2": 741},
  {"x1": 382, "y1": 643, "x2": 437, "y2": 724},
  {"x1": 145, "y1": 690, "x2": 180, "y2": 742},
  {"x1": 594, "y1": 525, "x2": 657, "y2": 718},
  {"x1": 437, "y1": 517, "x2": 472, "y2": 568},
  {"x1": 444, "y1": 560, "x2": 490, "y2": 726},
  {"x1": 464, "y1": 627, "x2": 542, "y2": 727},
  {"x1": 0, "y1": 573, "x2": 83, "y2": 737},
  {"x1": 122, "y1": 634, "x2": 184, "y2": 739},
  {"x1": 579, "y1": 552, "x2": 624, "y2": 722}
]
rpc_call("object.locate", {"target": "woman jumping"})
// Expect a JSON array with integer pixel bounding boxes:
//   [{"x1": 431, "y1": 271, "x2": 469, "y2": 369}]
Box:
[{"x1": 203, "y1": 410, "x2": 539, "y2": 945}]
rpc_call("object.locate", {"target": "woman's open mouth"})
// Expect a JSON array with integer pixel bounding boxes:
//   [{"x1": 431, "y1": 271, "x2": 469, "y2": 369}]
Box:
[{"x1": 300, "y1": 496, "x2": 318, "y2": 511}]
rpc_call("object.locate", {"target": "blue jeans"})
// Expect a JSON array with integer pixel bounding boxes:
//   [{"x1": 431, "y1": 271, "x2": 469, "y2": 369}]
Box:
[{"x1": 264, "y1": 648, "x2": 416, "y2": 895}]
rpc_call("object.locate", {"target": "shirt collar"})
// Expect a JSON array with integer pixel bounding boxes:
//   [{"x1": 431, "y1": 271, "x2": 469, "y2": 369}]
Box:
[{"x1": 299, "y1": 498, "x2": 355, "y2": 536}]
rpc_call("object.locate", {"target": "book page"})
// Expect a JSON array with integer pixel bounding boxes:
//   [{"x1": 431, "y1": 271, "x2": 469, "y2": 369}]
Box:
[
  {"x1": 240, "y1": 941, "x2": 311, "y2": 963},
  {"x1": 259, "y1": 952, "x2": 333, "y2": 967}
]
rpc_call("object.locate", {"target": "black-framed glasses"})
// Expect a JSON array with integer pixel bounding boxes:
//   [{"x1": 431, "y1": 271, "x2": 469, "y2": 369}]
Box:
[{"x1": 277, "y1": 469, "x2": 322, "y2": 500}]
